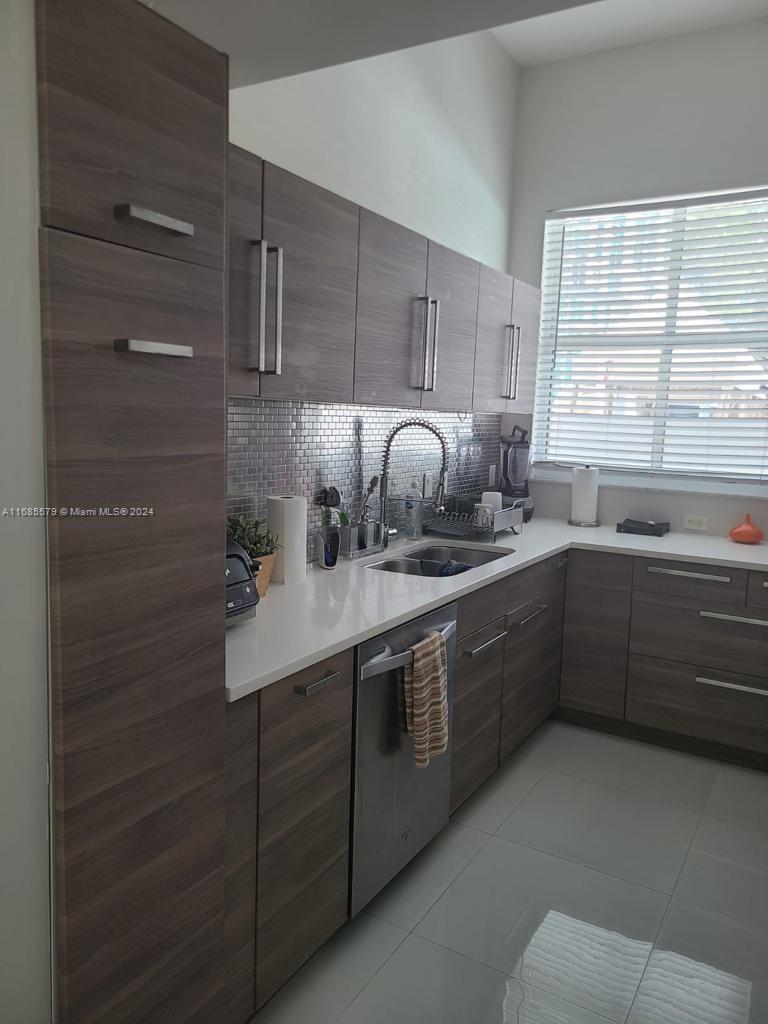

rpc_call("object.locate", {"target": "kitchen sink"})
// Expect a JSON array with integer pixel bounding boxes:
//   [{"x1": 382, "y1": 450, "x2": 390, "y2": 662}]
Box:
[{"x1": 367, "y1": 544, "x2": 512, "y2": 578}]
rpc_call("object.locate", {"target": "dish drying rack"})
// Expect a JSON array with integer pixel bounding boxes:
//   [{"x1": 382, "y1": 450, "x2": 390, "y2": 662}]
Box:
[{"x1": 388, "y1": 495, "x2": 524, "y2": 542}]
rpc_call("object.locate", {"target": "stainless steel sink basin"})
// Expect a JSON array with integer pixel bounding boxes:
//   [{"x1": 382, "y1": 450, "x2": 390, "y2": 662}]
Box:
[{"x1": 366, "y1": 544, "x2": 512, "y2": 578}]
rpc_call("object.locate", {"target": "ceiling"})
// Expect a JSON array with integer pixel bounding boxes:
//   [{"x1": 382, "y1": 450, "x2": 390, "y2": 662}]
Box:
[
  {"x1": 491, "y1": 0, "x2": 768, "y2": 65},
  {"x1": 151, "y1": 0, "x2": 593, "y2": 86}
]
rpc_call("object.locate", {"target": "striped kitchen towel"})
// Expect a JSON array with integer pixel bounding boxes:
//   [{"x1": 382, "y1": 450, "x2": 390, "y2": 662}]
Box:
[{"x1": 403, "y1": 630, "x2": 449, "y2": 768}]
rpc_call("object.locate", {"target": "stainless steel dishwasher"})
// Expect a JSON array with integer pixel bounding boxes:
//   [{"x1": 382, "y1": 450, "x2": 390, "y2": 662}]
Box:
[{"x1": 350, "y1": 603, "x2": 457, "y2": 916}]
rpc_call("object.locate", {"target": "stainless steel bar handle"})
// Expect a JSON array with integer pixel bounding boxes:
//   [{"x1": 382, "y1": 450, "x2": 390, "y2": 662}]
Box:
[
  {"x1": 647, "y1": 566, "x2": 732, "y2": 583},
  {"x1": 274, "y1": 245, "x2": 284, "y2": 376},
  {"x1": 696, "y1": 675, "x2": 768, "y2": 697},
  {"x1": 514, "y1": 604, "x2": 548, "y2": 629},
  {"x1": 763, "y1": 581, "x2": 768, "y2": 589},
  {"x1": 420, "y1": 297, "x2": 433, "y2": 390},
  {"x1": 360, "y1": 620, "x2": 457, "y2": 679},
  {"x1": 464, "y1": 631, "x2": 506, "y2": 658},
  {"x1": 430, "y1": 299, "x2": 440, "y2": 392},
  {"x1": 113, "y1": 203, "x2": 194, "y2": 237},
  {"x1": 699, "y1": 610, "x2": 768, "y2": 627},
  {"x1": 294, "y1": 669, "x2": 341, "y2": 697},
  {"x1": 248, "y1": 240, "x2": 268, "y2": 372},
  {"x1": 254, "y1": 242, "x2": 284, "y2": 375},
  {"x1": 502, "y1": 324, "x2": 520, "y2": 399},
  {"x1": 551, "y1": 558, "x2": 569, "y2": 571},
  {"x1": 113, "y1": 339, "x2": 193, "y2": 358}
]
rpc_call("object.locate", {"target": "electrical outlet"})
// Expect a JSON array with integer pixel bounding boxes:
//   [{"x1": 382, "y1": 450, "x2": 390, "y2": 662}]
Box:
[
  {"x1": 683, "y1": 513, "x2": 709, "y2": 532},
  {"x1": 488, "y1": 464, "x2": 497, "y2": 487},
  {"x1": 422, "y1": 472, "x2": 434, "y2": 498}
]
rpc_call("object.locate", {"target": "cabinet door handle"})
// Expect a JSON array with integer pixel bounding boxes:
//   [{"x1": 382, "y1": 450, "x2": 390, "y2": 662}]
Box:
[
  {"x1": 550, "y1": 558, "x2": 568, "y2": 571},
  {"x1": 463, "y1": 631, "x2": 506, "y2": 657},
  {"x1": 647, "y1": 566, "x2": 731, "y2": 583},
  {"x1": 253, "y1": 241, "x2": 283, "y2": 375},
  {"x1": 113, "y1": 203, "x2": 194, "y2": 237},
  {"x1": 696, "y1": 675, "x2": 768, "y2": 697},
  {"x1": 248, "y1": 239, "x2": 268, "y2": 372},
  {"x1": 502, "y1": 324, "x2": 520, "y2": 400},
  {"x1": 763, "y1": 581, "x2": 768, "y2": 589},
  {"x1": 430, "y1": 298, "x2": 440, "y2": 391},
  {"x1": 114, "y1": 339, "x2": 193, "y2": 358},
  {"x1": 699, "y1": 610, "x2": 768, "y2": 627},
  {"x1": 419, "y1": 296, "x2": 433, "y2": 390},
  {"x1": 512, "y1": 604, "x2": 548, "y2": 629},
  {"x1": 294, "y1": 669, "x2": 341, "y2": 697}
]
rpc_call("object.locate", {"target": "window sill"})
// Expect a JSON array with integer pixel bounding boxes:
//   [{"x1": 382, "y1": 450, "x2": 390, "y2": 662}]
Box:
[{"x1": 531, "y1": 464, "x2": 768, "y2": 501}]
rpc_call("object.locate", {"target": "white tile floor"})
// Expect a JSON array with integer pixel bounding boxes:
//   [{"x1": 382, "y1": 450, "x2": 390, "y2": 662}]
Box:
[{"x1": 256, "y1": 722, "x2": 768, "y2": 1024}]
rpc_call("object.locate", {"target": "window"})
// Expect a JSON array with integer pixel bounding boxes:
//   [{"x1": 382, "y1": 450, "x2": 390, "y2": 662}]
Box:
[{"x1": 533, "y1": 190, "x2": 768, "y2": 481}]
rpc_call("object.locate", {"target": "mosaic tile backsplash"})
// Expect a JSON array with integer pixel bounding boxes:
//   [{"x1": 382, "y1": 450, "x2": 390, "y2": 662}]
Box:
[{"x1": 227, "y1": 398, "x2": 503, "y2": 562}]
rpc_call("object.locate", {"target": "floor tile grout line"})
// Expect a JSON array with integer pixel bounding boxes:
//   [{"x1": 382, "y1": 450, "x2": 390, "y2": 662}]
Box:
[
  {"x1": 331, "y1": 920, "x2": 412, "y2": 1024},
  {"x1": 669, "y1": 806, "x2": 707, "y2": 899},
  {"x1": 701, "y1": 808, "x2": 768, "y2": 836},
  {"x1": 452, "y1": 763, "x2": 547, "y2": 834},
  {"x1": 490, "y1": 769, "x2": 551, "y2": 836}
]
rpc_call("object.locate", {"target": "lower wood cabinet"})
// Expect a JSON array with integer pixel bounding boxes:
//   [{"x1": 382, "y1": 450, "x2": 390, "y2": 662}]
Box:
[
  {"x1": 450, "y1": 619, "x2": 506, "y2": 812},
  {"x1": 256, "y1": 650, "x2": 354, "y2": 1009},
  {"x1": 560, "y1": 550, "x2": 633, "y2": 719}
]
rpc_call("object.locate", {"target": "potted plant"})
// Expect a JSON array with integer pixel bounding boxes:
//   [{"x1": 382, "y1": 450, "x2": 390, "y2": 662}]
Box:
[{"x1": 227, "y1": 514, "x2": 280, "y2": 598}]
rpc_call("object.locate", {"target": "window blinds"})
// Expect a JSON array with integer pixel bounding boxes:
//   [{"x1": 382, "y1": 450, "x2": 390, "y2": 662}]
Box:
[{"x1": 533, "y1": 190, "x2": 768, "y2": 480}]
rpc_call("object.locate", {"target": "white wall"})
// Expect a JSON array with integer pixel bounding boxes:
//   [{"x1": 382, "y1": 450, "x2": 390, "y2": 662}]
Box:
[
  {"x1": 509, "y1": 17, "x2": 768, "y2": 285},
  {"x1": 0, "y1": 0, "x2": 51, "y2": 1020},
  {"x1": 230, "y1": 32, "x2": 519, "y2": 271}
]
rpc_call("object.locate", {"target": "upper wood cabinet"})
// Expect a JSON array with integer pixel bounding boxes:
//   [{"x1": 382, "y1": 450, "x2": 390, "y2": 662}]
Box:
[
  {"x1": 507, "y1": 279, "x2": 541, "y2": 414},
  {"x1": 421, "y1": 243, "x2": 480, "y2": 412},
  {"x1": 227, "y1": 145, "x2": 263, "y2": 398},
  {"x1": 354, "y1": 211, "x2": 428, "y2": 408},
  {"x1": 472, "y1": 265, "x2": 516, "y2": 414},
  {"x1": 36, "y1": 0, "x2": 227, "y2": 270}
]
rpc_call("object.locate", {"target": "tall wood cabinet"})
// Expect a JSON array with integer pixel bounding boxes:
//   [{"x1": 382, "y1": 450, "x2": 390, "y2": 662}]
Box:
[{"x1": 37, "y1": 1, "x2": 228, "y2": 1020}]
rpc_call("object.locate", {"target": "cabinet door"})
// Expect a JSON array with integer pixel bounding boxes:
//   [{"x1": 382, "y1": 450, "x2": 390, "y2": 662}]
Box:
[
  {"x1": 41, "y1": 229, "x2": 226, "y2": 1023},
  {"x1": 37, "y1": 0, "x2": 227, "y2": 269},
  {"x1": 506, "y1": 279, "x2": 541, "y2": 414},
  {"x1": 451, "y1": 619, "x2": 506, "y2": 812},
  {"x1": 560, "y1": 550, "x2": 633, "y2": 719},
  {"x1": 259, "y1": 164, "x2": 359, "y2": 403},
  {"x1": 227, "y1": 145, "x2": 263, "y2": 397},
  {"x1": 472, "y1": 264, "x2": 515, "y2": 414},
  {"x1": 256, "y1": 651, "x2": 354, "y2": 1008},
  {"x1": 421, "y1": 242, "x2": 480, "y2": 412},
  {"x1": 354, "y1": 210, "x2": 428, "y2": 408}
]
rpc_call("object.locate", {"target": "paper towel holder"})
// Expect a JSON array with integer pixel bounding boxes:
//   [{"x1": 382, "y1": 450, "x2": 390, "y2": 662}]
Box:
[{"x1": 568, "y1": 463, "x2": 601, "y2": 527}]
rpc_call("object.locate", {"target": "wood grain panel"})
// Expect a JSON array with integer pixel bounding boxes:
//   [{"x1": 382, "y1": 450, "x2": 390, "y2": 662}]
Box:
[
  {"x1": 630, "y1": 591, "x2": 768, "y2": 680},
  {"x1": 41, "y1": 229, "x2": 226, "y2": 1023},
  {"x1": 506, "y1": 279, "x2": 540, "y2": 415},
  {"x1": 36, "y1": 0, "x2": 227, "y2": 269},
  {"x1": 223, "y1": 694, "x2": 259, "y2": 1024},
  {"x1": 560, "y1": 551, "x2": 633, "y2": 719},
  {"x1": 259, "y1": 163, "x2": 359, "y2": 403},
  {"x1": 456, "y1": 577, "x2": 511, "y2": 640},
  {"x1": 450, "y1": 619, "x2": 506, "y2": 811},
  {"x1": 472, "y1": 264, "x2": 515, "y2": 414},
  {"x1": 256, "y1": 651, "x2": 354, "y2": 1008},
  {"x1": 354, "y1": 210, "x2": 428, "y2": 408},
  {"x1": 421, "y1": 242, "x2": 479, "y2": 412},
  {"x1": 227, "y1": 145, "x2": 263, "y2": 398},
  {"x1": 633, "y1": 556, "x2": 748, "y2": 606},
  {"x1": 626, "y1": 654, "x2": 768, "y2": 755},
  {"x1": 747, "y1": 571, "x2": 768, "y2": 610}
]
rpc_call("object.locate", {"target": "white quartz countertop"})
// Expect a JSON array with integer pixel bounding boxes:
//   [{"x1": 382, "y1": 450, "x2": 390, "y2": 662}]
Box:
[{"x1": 225, "y1": 518, "x2": 768, "y2": 702}]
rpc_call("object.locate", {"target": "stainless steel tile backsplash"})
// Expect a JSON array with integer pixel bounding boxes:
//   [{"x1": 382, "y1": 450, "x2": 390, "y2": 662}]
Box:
[{"x1": 227, "y1": 397, "x2": 503, "y2": 562}]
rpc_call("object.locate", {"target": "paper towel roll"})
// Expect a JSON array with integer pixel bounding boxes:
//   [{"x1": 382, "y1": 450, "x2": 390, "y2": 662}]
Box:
[
  {"x1": 482, "y1": 491, "x2": 503, "y2": 513},
  {"x1": 569, "y1": 466, "x2": 600, "y2": 526},
  {"x1": 267, "y1": 495, "x2": 308, "y2": 584}
]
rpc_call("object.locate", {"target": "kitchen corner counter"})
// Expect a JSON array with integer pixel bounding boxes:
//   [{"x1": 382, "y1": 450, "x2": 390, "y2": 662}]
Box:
[{"x1": 225, "y1": 518, "x2": 768, "y2": 702}]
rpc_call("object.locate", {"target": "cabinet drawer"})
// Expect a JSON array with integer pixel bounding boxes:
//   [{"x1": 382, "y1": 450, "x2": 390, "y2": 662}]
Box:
[
  {"x1": 630, "y1": 592, "x2": 768, "y2": 680},
  {"x1": 748, "y1": 571, "x2": 768, "y2": 610},
  {"x1": 633, "y1": 557, "x2": 748, "y2": 605},
  {"x1": 450, "y1": 619, "x2": 505, "y2": 811},
  {"x1": 457, "y1": 577, "x2": 510, "y2": 640},
  {"x1": 257, "y1": 650, "x2": 354, "y2": 1007},
  {"x1": 507, "y1": 552, "x2": 569, "y2": 613},
  {"x1": 37, "y1": 0, "x2": 227, "y2": 269},
  {"x1": 626, "y1": 654, "x2": 768, "y2": 755}
]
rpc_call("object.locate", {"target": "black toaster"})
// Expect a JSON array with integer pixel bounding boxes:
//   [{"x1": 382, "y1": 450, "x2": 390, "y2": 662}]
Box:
[{"x1": 225, "y1": 540, "x2": 260, "y2": 625}]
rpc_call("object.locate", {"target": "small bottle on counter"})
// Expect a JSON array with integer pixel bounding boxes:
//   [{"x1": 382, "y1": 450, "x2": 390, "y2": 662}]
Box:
[{"x1": 404, "y1": 478, "x2": 422, "y2": 540}]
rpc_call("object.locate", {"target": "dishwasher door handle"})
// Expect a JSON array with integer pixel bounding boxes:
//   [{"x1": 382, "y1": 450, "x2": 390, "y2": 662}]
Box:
[{"x1": 360, "y1": 620, "x2": 456, "y2": 680}]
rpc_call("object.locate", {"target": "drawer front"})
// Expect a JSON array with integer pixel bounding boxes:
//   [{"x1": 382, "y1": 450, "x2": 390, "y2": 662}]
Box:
[
  {"x1": 626, "y1": 654, "x2": 768, "y2": 755},
  {"x1": 37, "y1": 0, "x2": 227, "y2": 270},
  {"x1": 631, "y1": 591, "x2": 768, "y2": 680},
  {"x1": 570, "y1": 549, "x2": 633, "y2": 591},
  {"x1": 634, "y1": 557, "x2": 748, "y2": 606},
  {"x1": 257, "y1": 650, "x2": 354, "y2": 1007},
  {"x1": 457, "y1": 577, "x2": 510, "y2": 640},
  {"x1": 505, "y1": 596, "x2": 563, "y2": 667},
  {"x1": 450, "y1": 620, "x2": 505, "y2": 811},
  {"x1": 748, "y1": 571, "x2": 768, "y2": 610},
  {"x1": 507, "y1": 552, "x2": 569, "y2": 613}
]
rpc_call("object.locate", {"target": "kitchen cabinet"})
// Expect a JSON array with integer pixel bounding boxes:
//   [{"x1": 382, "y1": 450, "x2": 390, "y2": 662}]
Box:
[
  {"x1": 450, "y1": 618, "x2": 506, "y2": 812},
  {"x1": 37, "y1": 0, "x2": 227, "y2": 270},
  {"x1": 256, "y1": 650, "x2": 354, "y2": 1008},
  {"x1": 633, "y1": 556, "x2": 748, "y2": 606},
  {"x1": 354, "y1": 210, "x2": 428, "y2": 408},
  {"x1": 227, "y1": 145, "x2": 263, "y2": 398},
  {"x1": 420, "y1": 242, "x2": 480, "y2": 412},
  {"x1": 560, "y1": 550, "x2": 633, "y2": 719},
  {"x1": 472, "y1": 265, "x2": 516, "y2": 414},
  {"x1": 748, "y1": 570, "x2": 768, "y2": 609},
  {"x1": 257, "y1": 163, "x2": 359, "y2": 403},
  {"x1": 41, "y1": 229, "x2": 226, "y2": 1023},
  {"x1": 507, "y1": 278, "x2": 541, "y2": 415}
]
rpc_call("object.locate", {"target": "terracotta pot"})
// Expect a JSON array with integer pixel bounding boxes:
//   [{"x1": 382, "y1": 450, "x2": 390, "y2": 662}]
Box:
[
  {"x1": 253, "y1": 553, "x2": 276, "y2": 597},
  {"x1": 729, "y1": 513, "x2": 764, "y2": 545}
]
